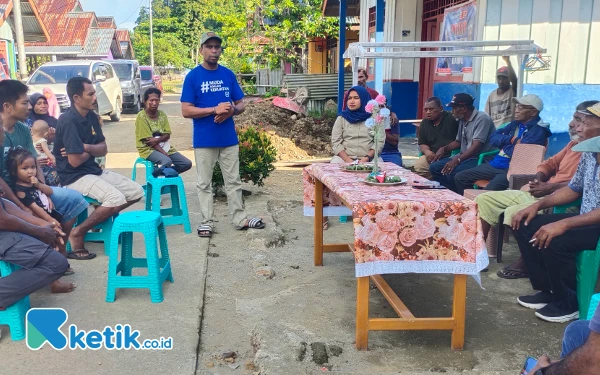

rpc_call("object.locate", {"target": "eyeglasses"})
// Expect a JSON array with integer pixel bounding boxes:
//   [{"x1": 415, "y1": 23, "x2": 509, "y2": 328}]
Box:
[{"x1": 515, "y1": 104, "x2": 535, "y2": 110}]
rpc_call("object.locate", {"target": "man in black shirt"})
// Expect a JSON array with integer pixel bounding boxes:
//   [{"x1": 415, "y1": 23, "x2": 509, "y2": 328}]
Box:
[
  {"x1": 415, "y1": 97, "x2": 460, "y2": 178},
  {"x1": 54, "y1": 77, "x2": 144, "y2": 259}
]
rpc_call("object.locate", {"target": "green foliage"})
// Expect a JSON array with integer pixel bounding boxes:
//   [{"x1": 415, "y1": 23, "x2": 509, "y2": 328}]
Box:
[
  {"x1": 132, "y1": 18, "x2": 192, "y2": 69},
  {"x1": 263, "y1": 87, "x2": 281, "y2": 98},
  {"x1": 212, "y1": 126, "x2": 277, "y2": 191},
  {"x1": 131, "y1": 0, "x2": 338, "y2": 74},
  {"x1": 247, "y1": 0, "x2": 339, "y2": 69},
  {"x1": 307, "y1": 108, "x2": 337, "y2": 119}
]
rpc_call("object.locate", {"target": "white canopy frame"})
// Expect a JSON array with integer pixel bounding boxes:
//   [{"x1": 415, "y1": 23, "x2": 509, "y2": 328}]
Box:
[{"x1": 343, "y1": 40, "x2": 547, "y2": 98}]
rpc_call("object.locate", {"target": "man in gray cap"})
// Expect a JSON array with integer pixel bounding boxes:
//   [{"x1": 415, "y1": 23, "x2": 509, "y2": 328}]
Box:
[
  {"x1": 181, "y1": 32, "x2": 266, "y2": 238},
  {"x1": 510, "y1": 102, "x2": 600, "y2": 323},
  {"x1": 454, "y1": 94, "x2": 551, "y2": 195}
]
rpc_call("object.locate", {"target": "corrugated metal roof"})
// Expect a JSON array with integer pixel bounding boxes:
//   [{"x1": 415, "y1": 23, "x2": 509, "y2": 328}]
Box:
[
  {"x1": 115, "y1": 29, "x2": 129, "y2": 42},
  {"x1": 97, "y1": 16, "x2": 115, "y2": 29},
  {"x1": 26, "y1": 9, "x2": 95, "y2": 47},
  {"x1": 80, "y1": 27, "x2": 114, "y2": 56},
  {"x1": 33, "y1": 0, "x2": 79, "y2": 14},
  {"x1": 283, "y1": 73, "x2": 353, "y2": 100},
  {"x1": 24, "y1": 45, "x2": 81, "y2": 54},
  {"x1": 0, "y1": 0, "x2": 50, "y2": 42},
  {"x1": 322, "y1": 0, "x2": 360, "y2": 17}
]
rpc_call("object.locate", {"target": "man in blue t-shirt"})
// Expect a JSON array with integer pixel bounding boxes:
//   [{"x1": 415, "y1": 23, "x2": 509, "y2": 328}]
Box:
[{"x1": 181, "y1": 32, "x2": 266, "y2": 238}]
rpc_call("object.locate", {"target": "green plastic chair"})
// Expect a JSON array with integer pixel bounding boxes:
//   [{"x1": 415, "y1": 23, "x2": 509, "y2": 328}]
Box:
[
  {"x1": 472, "y1": 149, "x2": 500, "y2": 189},
  {"x1": 553, "y1": 200, "x2": 600, "y2": 318},
  {"x1": 106, "y1": 211, "x2": 174, "y2": 303},
  {"x1": 417, "y1": 149, "x2": 460, "y2": 157},
  {"x1": 0, "y1": 261, "x2": 30, "y2": 340}
]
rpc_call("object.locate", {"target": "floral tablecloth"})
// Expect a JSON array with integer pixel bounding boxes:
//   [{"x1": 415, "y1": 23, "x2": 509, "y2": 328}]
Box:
[{"x1": 303, "y1": 162, "x2": 489, "y2": 277}]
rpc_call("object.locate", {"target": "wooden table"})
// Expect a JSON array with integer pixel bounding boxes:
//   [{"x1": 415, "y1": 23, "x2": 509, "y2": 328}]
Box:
[{"x1": 305, "y1": 163, "x2": 487, "y2": 351}]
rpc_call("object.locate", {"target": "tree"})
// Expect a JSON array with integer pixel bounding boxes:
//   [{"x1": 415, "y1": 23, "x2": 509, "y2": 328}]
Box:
[{"x1": 247, "y1": 0, "x2": 338, "y2": 70}]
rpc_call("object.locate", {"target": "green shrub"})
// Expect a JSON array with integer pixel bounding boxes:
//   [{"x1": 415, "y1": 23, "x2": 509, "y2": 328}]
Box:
[
  {"x1": 263, "y1": 87, "x2": 281, "y2": 98},
  {"x1": 212, "y1": 126, "x2": 277, "y2": 192}
]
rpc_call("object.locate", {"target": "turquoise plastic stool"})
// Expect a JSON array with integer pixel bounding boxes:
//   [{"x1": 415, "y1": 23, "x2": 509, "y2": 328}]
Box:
[
  {"x1": 106, "y1": 211, "x2": 173, "y2": 303},
  {"x1": 0, "y1": 261, "x2": 30, "y2": 340},
  {"x1": 145, "y1": 176, "x2": 191, "y2": 233},
  {"x1": 131, "y1": 157, "x2": 155, "y2": 194},
  {"x1": 66, "y1": 196, "x2": 118, "y2": 255},
  {"x1": 587, "y1": 293, "x2": 600, "y2": 320}
]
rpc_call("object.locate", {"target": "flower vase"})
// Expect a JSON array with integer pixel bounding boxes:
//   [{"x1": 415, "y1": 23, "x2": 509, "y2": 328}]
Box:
[{"x1": 372, "y1": 128, "x2": 381, "y2": 174}]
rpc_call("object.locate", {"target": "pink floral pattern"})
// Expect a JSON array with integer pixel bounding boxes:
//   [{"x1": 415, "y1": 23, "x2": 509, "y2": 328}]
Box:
[{"x1": 303, "y1": 163, "x2": 487, "y2": 270}]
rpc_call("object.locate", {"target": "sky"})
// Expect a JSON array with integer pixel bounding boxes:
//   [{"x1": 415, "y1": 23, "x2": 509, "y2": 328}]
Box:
[{"x1": 79, "y1": 0, "x2": 146, "y2": 30}]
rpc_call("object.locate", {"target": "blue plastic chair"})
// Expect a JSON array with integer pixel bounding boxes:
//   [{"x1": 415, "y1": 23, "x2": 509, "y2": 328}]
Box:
[
  {"x1": 106, "y1": 211, "x2": 174, "y2": 303},
  {"x1": 66, "y1": 196, "x2": 118, "y2": 255},
  {"x1": 145, "y1": 176, "x2": 191, "y2": 233},
  {"x1": 0, "y1": 261, "x2": 30, "y2": 340},
  {"x1": 131, "y1": 157, "x2": 155, "y2": 195}
]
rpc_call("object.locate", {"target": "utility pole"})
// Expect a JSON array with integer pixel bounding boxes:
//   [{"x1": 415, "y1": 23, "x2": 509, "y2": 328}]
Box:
[
  {"x1": 149, "y1": 0, "x2": 155, "y2": 72},
  {"x1": 13, "y1": 0, "x2": 27, "y2": 79}
]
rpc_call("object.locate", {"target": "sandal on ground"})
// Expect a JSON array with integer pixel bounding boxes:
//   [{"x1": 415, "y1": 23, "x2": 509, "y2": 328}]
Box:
[
  {"x1": 323, "y1": 220, "x2": 329, "y2": 231},
  {"x1": 239, "y1": 217, "x2": 266, "y2": 230},
  {"x1": 497, "y1": 265, "x2": 529, "y2": 279},
  {"x1": 197, "y1": 224, "x2": 213, "y2": 238},
  {"x1": 66, "y1": 249, "x2": 97, "y2": 260}
]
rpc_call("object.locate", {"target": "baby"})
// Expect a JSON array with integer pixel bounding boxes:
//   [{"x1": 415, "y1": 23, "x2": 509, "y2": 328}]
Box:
[
  {"x1": 31, "y1": 119, "x2": 61, "y2": 186},
  {"x1": 31, "y1": 120, "x2": 56, "y2": 166}
]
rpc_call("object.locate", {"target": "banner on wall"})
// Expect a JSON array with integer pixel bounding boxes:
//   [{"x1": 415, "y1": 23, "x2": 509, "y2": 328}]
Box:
[
  {"x1": 0, "y1": 40, "x2": 11, "y2": 80},
  {"x1": 436, "y1": 1, "x2": 477, "y2": 75}
]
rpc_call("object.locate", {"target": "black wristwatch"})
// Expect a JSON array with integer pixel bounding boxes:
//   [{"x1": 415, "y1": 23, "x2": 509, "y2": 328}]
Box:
[{"x1": 366, "y1": 155, "x2": 374, "y2": 162}]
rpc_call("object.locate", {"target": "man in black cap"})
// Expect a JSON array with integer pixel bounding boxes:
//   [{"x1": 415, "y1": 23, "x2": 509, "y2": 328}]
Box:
[
  {"x1": 429, "y1": 93, "x2": 495, "y2": 193},
  {"x1": 181, "y1": 32, "x2": 266, "y2": 238}
]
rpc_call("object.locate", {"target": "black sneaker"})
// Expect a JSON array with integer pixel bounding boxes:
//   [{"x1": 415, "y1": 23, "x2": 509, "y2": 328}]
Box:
[
  {"x1": 535, "y1": 302, "x2": 579, "y2": 323},
  {"x1": 517, "y1": 291, "x2": 552, "y2": 309}
]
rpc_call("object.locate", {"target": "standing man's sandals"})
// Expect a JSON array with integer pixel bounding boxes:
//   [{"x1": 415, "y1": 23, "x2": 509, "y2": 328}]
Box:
[
  {"x1": 197, "y1": 224, "x2": 213, "y2": 238},
  {"x1": 239, "y1": 217, "x2": 266, "y2": 230}
]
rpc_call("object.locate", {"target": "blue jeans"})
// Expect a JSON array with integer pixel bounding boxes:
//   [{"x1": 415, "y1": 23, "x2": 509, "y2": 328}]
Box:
[
  {"x1": 381, "y1": 151, "x2": 403, "y2": 167},
  {"x1": 561, "y1": 319, "x2": 591, "y2": 358},
  {"x1": 429, "y1": 157, "x2": 479, "y2": 193},
  {"x1": 50, "y1": 187, "x2": 89, "y2": 223}
]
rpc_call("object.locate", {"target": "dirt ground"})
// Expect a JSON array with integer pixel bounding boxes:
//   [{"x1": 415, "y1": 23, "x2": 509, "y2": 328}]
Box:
[
  {"x1": 197, "y1": 167, "x2": 567, "y2": 375},
  {"x1": 236, "y1": 100, "x2": 334, "y2": 161}
]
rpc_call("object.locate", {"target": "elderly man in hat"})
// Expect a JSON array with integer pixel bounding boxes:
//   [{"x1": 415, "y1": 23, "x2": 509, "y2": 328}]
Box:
[
  {"x1": 510, "y1": 102, "x2": 600, "y2": 323},
  {"x1": 429, "y1": 93, "x2": 496, "y2": 193},
  {"x1": 453, "y1": 94, "x2": 551, "y2": 195},
  {"x1": 484, "y1": 56, "x2": 518, "y2": 128},
  {"x1": 181, "y1": 32, "x2": 266, "y2": 238}
]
